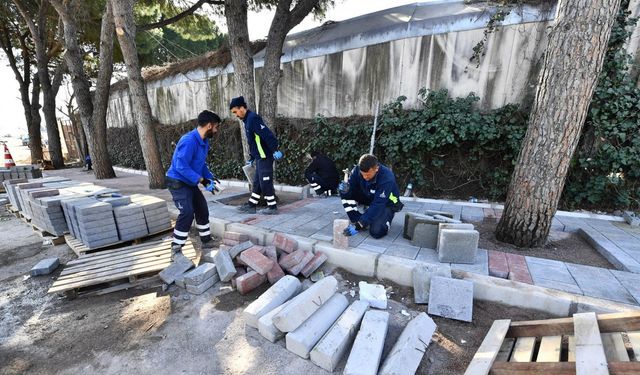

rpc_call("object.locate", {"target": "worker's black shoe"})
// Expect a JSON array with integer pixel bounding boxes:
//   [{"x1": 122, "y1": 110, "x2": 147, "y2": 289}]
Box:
[
  {"x1": 171, "y1": 244, "x2": 183, "y2": 261},
  {"x1": 237, "y1": 203, "x2": 257, "y2": 213},
  {"x1": 257, "y1": 206, "x2": 278, "y2": 215},
  {"x1": 201, "y1": 240, "x2": 216, "y2": 250}
]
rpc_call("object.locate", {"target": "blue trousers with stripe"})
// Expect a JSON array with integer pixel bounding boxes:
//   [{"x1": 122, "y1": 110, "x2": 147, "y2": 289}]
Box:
[
  {"x1": 248, "y1": 158, "x2": 277, "y2": 208},
  {"x1": 169, "y1": 184, "x2": 211, "y2": 247}
]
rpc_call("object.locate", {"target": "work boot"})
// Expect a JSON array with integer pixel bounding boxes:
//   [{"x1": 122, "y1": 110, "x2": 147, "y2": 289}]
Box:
[
  {"x1": 257, "y1": 206, "x2": 278, "y2": 215},
  {"x1": 201, "y1": 240, "x2": 216, "y2": 250},
  {"x1": 171, "y1": 243, "x2": 183, "y2": 261},
  {"x1": 237, "y1": 203, "x2": 256, "y2": 213}
]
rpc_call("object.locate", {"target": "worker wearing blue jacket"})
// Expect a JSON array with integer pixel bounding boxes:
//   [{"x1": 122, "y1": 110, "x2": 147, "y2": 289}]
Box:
[
  {"x1": 339, "y1": 154, "x2": 404, "y2": 239},
  {"x1": 165, "y1": 110, "x2": 221, "y2": 258},
  {"x1": 230, "y1": 96, "x2": 283, "y2": 215}
]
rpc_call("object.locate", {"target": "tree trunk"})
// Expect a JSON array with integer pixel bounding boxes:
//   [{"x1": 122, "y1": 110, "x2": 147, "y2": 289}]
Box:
[
  {"x1": 225, "y1": 0, "x2": 253, "y2": 162},
  {"x1": 50, "y1": 0, "x2": 116, "y2": 179},
  {"x1": 29, "y1": 75, "x2": 43, "y2": 163},
  {"x1": 495, "y1": 0, "x2": 622, "y2": 247},
  {"x1": 111, "y1": 0, "x2": 165, "y2": 189}
]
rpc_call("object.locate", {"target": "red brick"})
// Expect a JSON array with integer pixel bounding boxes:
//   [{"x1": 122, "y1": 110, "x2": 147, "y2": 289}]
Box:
[
  {"x1": 236, "y1": 271, "x2": 267, "y2": 294},
  {"x1": 223, "y1": 231, "x2": 249, "y2": 242},
  {"x1": 301, "y1": 252, "x2": 328, "y2": 278},
  {"x1": 279, "y1": 250, "x2": 314, "y2": 275},
  {"x1": 272, "y1": 232, "x2": 298, "y2": 253},
  {"x1": 264, "y1": 245, "x2": 277, "y2": 262},
  {"x1": 505, "y1": 253, "x2": 533, "y2": 284},
  {"x1": 231, "y1": 267, "x2": 247, "y2": 289},
  {"x1": 267, "y1": 262, "x2": 286, "y2": 284},
  {"x1": 488, "y1": 250, "x2": 509, "y2": 278},
  {"x1": 238, "y1": 249, "x2": 274, "y2": 275},
  {"x1": 223, "y1": 238, "x2": 240, "y2": 246},
  {"x1": 247, "y1": 245, "x2": 266, "y2": 254}
]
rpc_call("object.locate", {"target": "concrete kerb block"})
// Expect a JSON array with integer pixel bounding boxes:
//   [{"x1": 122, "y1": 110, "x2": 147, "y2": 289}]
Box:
[
  {"x1": 413, "y1": 263, "x2": 452, "y2": 304},
  {"x1": 285, "y1": 293, "x2": 349, "y2": 359},
  {"x1": 376, "y1": 255, "x2": 419, "y2": 287},
  {"x1": 30, "y1": 258, "x2": 60, "y2": 276},
  {"x1": 159, "y1": 254, "x2": 194, "y2": 284},
  {"x1": 314, "y1": 242, "x2": 377, "y2": 278},
  {"x1": 272, "y1": 275, "x2": 338, "y2": 332},
  {"x1": 228, "y1": 241, "x2": 254, "y2": 259},
  {"x1": 258, "y1": 300, "x2": 291, "y2": 342},
  {"x1": 343, "y1": 310, "x2": 389, "y2": 375},
  {"x1": 378, "y1": 313, "x2": 437, "y2": 375},
  {"x1": 437, "y1": 229, "x2": 479, "y2": 264},
  {"x1": 243, "y1": 275, "x2": 302, "y2": 328},
  {"x1": 213, "y1": 249, "x2": 237, "y2": 282},
  {"x1": 226, "y1": 222, "x2": 266, "y2": 245},
  {"x1": 428, "y1": 276, "x2": 474, "y2": 322},
  {"x1": 186, "y1": 274, "x2": 219, "y2": 295},
  {"x1": 208, "y1": 217, "x2": 229, "y2": 238},
  {"x1": 310, "y1": 300, "x2": 369, "y2": 372},
  {"x1": 183, "y1": 263, "x2": 218, "y2": 286}
]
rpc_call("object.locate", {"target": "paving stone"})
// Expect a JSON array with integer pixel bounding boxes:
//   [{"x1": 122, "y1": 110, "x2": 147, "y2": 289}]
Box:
[
  {"x1": 309, "y1": 300, "x2": 369, "y2": 372},
  {"x1": 451, "y1": 249, "x2": 489, "y2": 276},
  {"x1": 415, "y1": 247, "x2": 439, "y2": 263},
  {"x1": 300, "y1": 252, "x2": 328, "y2": 277},
  {"x1": 433, "y1": 214, "x2": 462, "y2": 223},
  {"x1": 428, "y1": 276, "x2": 473, "y2": 322},
  {"x1": 566, "y1": 263, "x2": 636, "y2": 304},
  {"x1": 183, "y1": 263, "x2": 218, "y2": 286},
  {"x1": 159, "y1": 254, "x2": 194, "y2": 284},
  {"x1": 236, "y1": 270, "x2": 267, "y2": 294},
  {"x1": 461, "y1": 206, "x2": 485, "y2": 222},
  {"x1": 343, "y1": 310, "x2": 389, "y2": 375},
  {"x1": 213, "y1": 249, "x2": 237, "y2": 282},
  {"x1": 264, "y1": 245, "x2": 277, "y2": 262},
  {"x1": 224, "y1": 231, "x2": 250, "y2": 242},
  {"x1": 258, "y1": 300, "x2": 291, "y2": 342},
  {"x1": 76, "y1": 201, "x2": 113, "y2": 215},
  {"x1": 423, "y1": 209, "x2": 453, "y2": 218},
  {"x1": 379, "y1": 312, "x2": 437, "y2": 375},
  {"x1": 101, "y1": 196, "x2": 131, "y2": 207},
  {"x1": 238, "y1": 249, "x2": 274, "y2": 275},
  {"x1": 410, "y1": 222, "x2": 439, "y2": 249},
  {"x1": 505, "y1": 253, "x2": 534, "y2": 284},
  {"x1": 267, "y1": 261, "x2": 286, "y2": 284},
  {"x1": 231, "y1": 267, "x2": 247, "y2": 289},
  {"x1": 534, "y1": 278, "x2": 584, "y2": 295},
  {"x1": 30, "y1": 258, "x2": 60, "y2": 276},
  {"x1": 384, "y1": 244, "x2": 419, "y2": 259},
  {"x1": 610, "y1": 270, "x2": 640, "y2": 305},
  {"x1": 243, "y1": 275, "x2": 301, "y2": 327},
  {"x1": 186, "y1": 274, "x2": 219, "y2": 294},
  {"x1": 403, "y1": 212, "x2": 442, "y2": 240},
  {"x1": 413, "y1": 264, "x2": 452, "y2": 304},
  {"x1": 272, "y1": 275, "x2": 338, "y2": 332},
  {"x1": 228, "y1": 241, "x2": 254, "y2": 258},
  {"x1": 222, "y1": 238, "x2": 240, "y2": 246},
  {"x1": 273, "y1": 232, "x2": 298, "y2": 253},
  {"x1": 279, "y1": 250, "x2": 314, "y2": 276},
  {"x1": 201, "y1": 249, "x2": 218, "y2": 264},
  {"x1": 286, "y1": 293, "x2": 349, "y2": 359},
  {"x1": 356, "y1": 243, "x2": 388, "y2": 254},
  {"x1": 437, "y1": 229, "x2": 479, "y2": 264},
  {"x1": 488, "y1": 250, "x2": 509, "y2": 278},
  {"x1": 525, "y1": 257, "x2": 576, "y2": 285},
  {"x1": 333, "y1": 219, "x2": 350, "y2": 249}
]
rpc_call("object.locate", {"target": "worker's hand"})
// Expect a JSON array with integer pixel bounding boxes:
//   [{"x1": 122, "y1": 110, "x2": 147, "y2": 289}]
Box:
[
  {"x1": 203, "y1": 178, "x2": 216, "y2": 192},
  {"x1": 273, "y1": 150, "x2": 283, "y2": 160},
  {"x1": 343, "y1": 222, "x2": 365, "y2": 237},
  {"x1": 338, "y1": 182, "x2": 349, "y2": 194}
]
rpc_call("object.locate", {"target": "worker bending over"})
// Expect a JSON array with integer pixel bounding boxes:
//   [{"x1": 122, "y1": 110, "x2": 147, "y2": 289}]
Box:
[{"x1": 305, "y1": 150, "x2": 339, "y2": 197}]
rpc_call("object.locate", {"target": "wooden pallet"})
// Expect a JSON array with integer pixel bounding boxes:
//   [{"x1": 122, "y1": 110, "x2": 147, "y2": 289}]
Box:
[
  {"x1": 31, "y1": 223, "x2": 66, "y2": 245},
  {"x1": 465, "y1": 311, "x2": 640, "y2": 375},
  {"x1": 48, "y1": 239, "x2": 197, "y2": 297},
  {"x1": 64, "y1": 224, "x2": 173, "y2": 256}
]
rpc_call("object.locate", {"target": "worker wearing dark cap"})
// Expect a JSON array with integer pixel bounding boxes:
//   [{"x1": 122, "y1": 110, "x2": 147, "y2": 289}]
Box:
[
  {"x1": 229, "y1": 96, "x2": 282, "y2": 214},
  {"x1": 165, "y1": 110, "x2": 221, "y2": 259}
]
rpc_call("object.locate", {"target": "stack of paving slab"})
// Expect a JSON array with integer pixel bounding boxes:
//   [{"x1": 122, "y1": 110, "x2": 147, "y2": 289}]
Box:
[
  {"x1": 129, "y1": 194, "x2": 171, "y2": 234},
  {"x1": 404, "y1": 210, "x2": 480, "y2": 264},
  {"x1": 240, "y1": 275, "x2": 437, "y2": 374},
  {"x1": 63, "y1": 198, "x2": 120, "y2": 249},
  {"x1": 0, "y1": 165, "x2": 42, "y2": 182}
]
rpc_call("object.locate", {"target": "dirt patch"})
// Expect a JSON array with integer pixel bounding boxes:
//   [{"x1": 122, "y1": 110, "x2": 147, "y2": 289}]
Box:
[{"x1": 475, "y1": 221, "x2": 616, "y2": 269}]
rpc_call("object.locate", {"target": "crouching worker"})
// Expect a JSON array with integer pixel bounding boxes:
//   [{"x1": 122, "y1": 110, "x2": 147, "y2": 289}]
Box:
[
  {"x1": 305, "y1": 150, "x2": 339, "y2": 197},
  {"x1": 165, "y1": 110, "x2": 221, "y2": 259},
  {"x1": 340, "y1": 154, "x2": 404, "y2": 239}
]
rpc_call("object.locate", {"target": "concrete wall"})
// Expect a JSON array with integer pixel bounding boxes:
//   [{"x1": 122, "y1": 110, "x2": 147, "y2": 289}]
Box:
[{"x1": 107, "y1": 2, "x2": 554, "y2": 128}]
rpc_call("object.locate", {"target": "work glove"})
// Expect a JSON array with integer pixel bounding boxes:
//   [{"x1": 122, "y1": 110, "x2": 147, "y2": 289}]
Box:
[
  {"x1": 342, "y1": 222, "x2": 365, "y2": 237},
  {"x1": 245, "y1": 159, "x2": 254, "y2": 166},
  {"x1": 203, "y1": 178, "x2": 218, "y2": 193},
  {"x1": 338, "y1": 182, "x2": 349, "y2": 194},
  {"x1": 273, "y1": 150, "x2": 283, "y2": 160}
]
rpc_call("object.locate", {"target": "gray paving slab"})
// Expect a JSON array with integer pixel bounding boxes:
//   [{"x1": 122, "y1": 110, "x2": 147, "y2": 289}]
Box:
[
  {"x1": 461, "y1": 206, "x2": 485, "y2": 222},
  {"x1": 356, "y1": 243, "x2": 388, "y2": 254},
  {"x1": 415, "y1": 248, "x2": 439, "y2": 263},
  {"x1": 534, "y1": 278, "x2": 583, "y2": 295},
  {"x1": 428, "y1": 277, "x2": 473, "y2": 322},
  {"x1": 451, "y1": 249, "x2": 488, "y2": 275},
  {"x1": 310, "y1": 233, "x2": 333, "y2": 242},
  {"x1": 384, "y1": 244, "x2": 419, "y2": 259},
  {"x1": 525, "y1": 257, "x2": 578, "y2": 284},
  {"x1": 610, "y1": 270, "x2": 640, "y2": 305},
  {"x1": 566, "y1": 263, "x2": 637, "y2": 304}
]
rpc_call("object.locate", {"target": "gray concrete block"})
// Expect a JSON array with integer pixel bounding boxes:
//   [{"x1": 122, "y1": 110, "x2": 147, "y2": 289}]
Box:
[
  {"x1": 201, "y1": 250, "x2": 217, "y2": 263},
  {"x1": 228, "y1": 241, "x2": 254, "y2": 258},
  {"x1": 428, "y1": 276, "x2": 474, "y2": 322},
  {"x1": 436, "y1": 223, "x2": 475, "y2": 246},
  {"x1": 78, "y1": 211, "x2": 115, "y2": 223},
  {"x1": 410, "y1": 222, "x2": 439, "y2": 249},
  {"x1": 159, "y1": 253, "x2": 194, "y2": 284},
  {"x1": 145, "y1": 213, "x2": 171, "y2": 224},
  {"x1": 213, "y1": 249, "x2": 237, "y2": 282},
  {"x1": 119, "y1": 231, "x2": 150, "y2": 241},
  {"x1": 433, "y1": 214, "x2": 462, "y2": 223},
  {"x1": 272, "y1": 276, "x2": 338, "y2": 333},
  {"x1": 142, "y1": 206, "x2": 169, "y2": 217},
  {"x1": 115, "y1": 214, "x2": 146, "y2": 226},
  {"x1": 343, "y1": 310, "x2": 389, "y2": 375},
  {"x1": 310, "y1": 300, "x2": 369, "y2": 372},
  {"x1": 424, "y1": 210, "x2": 455, "y2": 219},
  {"x1": 183, "y1": 263, "x2": 218, "y2": 286},
  {"x1": 100, "y1": 196, "x2": 131, "y2": 207},
  {"x1": 379, "y1": 313, "x2": 437, "y2": 375},
  {"x1": 186, "y1": 274, "x2": 218, "y2": 295},
  {"x1": 30, "y1": 258, "x2": 60, "y2": 276},
  {"x1": 285, "y1": 293, "x2": 349, "y2": 359},
  {"x1": 79, "y1": 223, "x2": 118, "y2": 236},
  {"x1": 244, "y1": 275, "x2": 302, "y2": 328},
  {"x1": 404, "y1": 212, "x2": 446, "y2": 240},
  {"x1": 175, "y1": 273, "x2": 186, "y2": 288},
  {"x1": 437, "y1": 229, "x2": 479, "y2": 264},
  {"x1": 258, "y1": 300, "x2": 290, "y2": 342},
  {"x1": 413, "y1": 264, "x2": 452, "y2": 304},
  {"x1": 76, "y1": 201, "x2": 112, "y2": 215}
]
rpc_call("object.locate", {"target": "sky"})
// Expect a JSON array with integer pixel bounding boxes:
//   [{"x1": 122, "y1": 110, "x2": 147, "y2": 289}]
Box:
[{"x1": 0, "y1": 0, "x2": 419, "y2": 137}]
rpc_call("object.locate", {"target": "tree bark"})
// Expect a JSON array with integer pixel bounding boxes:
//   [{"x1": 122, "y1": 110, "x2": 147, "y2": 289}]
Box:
[
  {"x1": 259, "y1": 0, "x2": 319, "y2": 128},
  {"x1": 111, "y1": 0, "x2": 165, "y2": 189},
  {"x1": 12, "y1": 0, "x2": 64, "y2": 168},
  {"x1": 50, "y1": 0, "x2": 117, "y2": 179},
  {"x1": 495, "y1": 0, "x2": 622, "y2": 247},
  {"x1": 29, "y1": 75, "x2": 43, "y2": 163},
  {"x1": 225, "y1": 0, "x2": 253, "y2": 162}
]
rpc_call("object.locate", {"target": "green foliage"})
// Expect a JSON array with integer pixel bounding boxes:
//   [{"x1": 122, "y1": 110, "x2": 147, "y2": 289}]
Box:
[{"x1": 563, "y1": 1, "x2": 640, "y2": 210}]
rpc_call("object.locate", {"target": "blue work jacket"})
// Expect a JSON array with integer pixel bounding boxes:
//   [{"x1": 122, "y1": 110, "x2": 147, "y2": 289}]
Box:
[{"x1": 166, "y1": 128, "x2": 213, "y2": 186}]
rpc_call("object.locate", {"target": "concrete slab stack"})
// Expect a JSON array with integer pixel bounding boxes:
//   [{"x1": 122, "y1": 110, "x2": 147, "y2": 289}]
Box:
[
  {"x1": 2, "y1": 178, "x2": 28, "y2": 209},
  {"x1": 130, "y1": 194, "x2": 171, "y2": 234},
  {"x1": 0, "y1": 165, "x2": 42, "y2": 182},
  {"x1": 113, "y1": 202, "x2": 149, "y2": 241},
  {"x1": 73, "y1": 200, "x2": 120, "y2": 249}
]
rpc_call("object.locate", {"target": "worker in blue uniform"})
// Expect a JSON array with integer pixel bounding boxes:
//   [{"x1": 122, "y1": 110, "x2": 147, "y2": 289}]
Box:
[
  {"x1": 339, "y1": 154, "x2": 404, "y2": 239},
  {"x1": 165, "y1": 110, "x2": 221, "y2": 259},
  {"x1": 229, "y1": 96, "x2": 283, "y2": 215},
  {"x1": 305, "y1": 150, "x2": 339, "y2": 197}
]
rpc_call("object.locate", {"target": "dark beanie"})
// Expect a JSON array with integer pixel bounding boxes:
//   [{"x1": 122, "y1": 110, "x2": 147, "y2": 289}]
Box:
[
  {"x1": 197, "y1": 110, "x2": 221, "y2": 126},
  {"x1": 229, "y1": 96, "x2": 247, "y2": 109}
]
